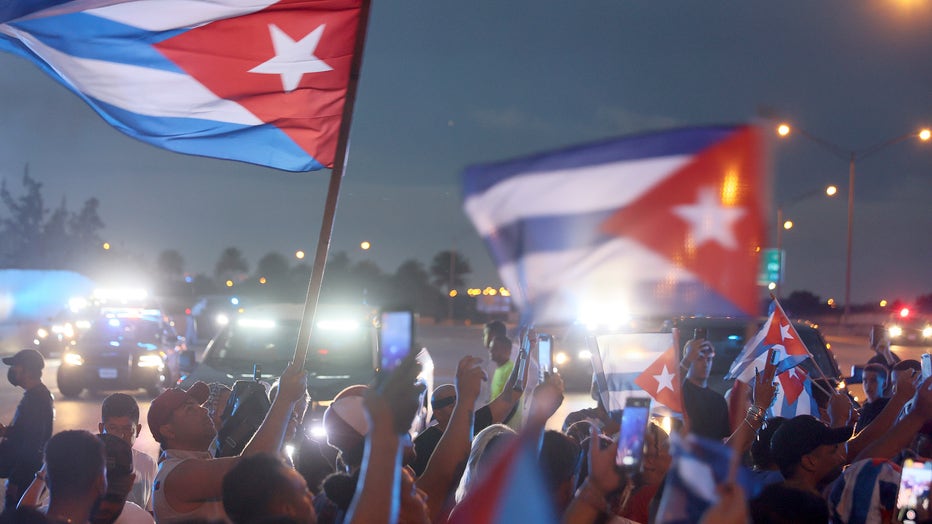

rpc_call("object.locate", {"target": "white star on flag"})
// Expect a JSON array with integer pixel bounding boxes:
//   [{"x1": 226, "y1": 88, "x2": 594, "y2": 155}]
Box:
[
  {"x1": 673, "y1": 187, "x2": 746, "y2": 250},
  {"x1": 250, "y1": 24, "x2": 333, "y2": 92},
  {"x1": 654, "y1": 365, "x2": 676, "y2": 393},
  {"x1": 787, "y1": 367, "x2": 798, "y2": 379},
  {"x1": 780, "y1": 323, "x2": 794, "y2": 341}
]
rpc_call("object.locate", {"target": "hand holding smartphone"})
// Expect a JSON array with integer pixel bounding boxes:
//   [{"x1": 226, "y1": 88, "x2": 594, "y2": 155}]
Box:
[
  {"x1": 617, "y1": 397, "x2": 650, "y2": 471},
  {"x1": 379, "y1": 310, "x2": 414, "y2": 372},
  {"x1": 922, "y1": 354, "x2": 932, "y2": 381},
  {"x1": 537, "y1": 334, "x2": 553, "y2": 383}
]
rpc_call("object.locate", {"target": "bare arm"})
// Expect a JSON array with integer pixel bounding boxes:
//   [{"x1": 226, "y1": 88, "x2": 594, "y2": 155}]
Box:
[
  {"x1": 167, "y1": 362, "x2": 307, "y2": 506},
  {"x1": 726, "y1": 351, "x2": 777, "y2": 454},
  {"x1": 347, "y1": 353, "x2": 423, "y2": 524},
  {"x1": 846, "y1": 369, "x2": 916, "y2": 461},
  {"x1": 562, "y1": 428, "x2": 621, "y2": 524},
  {"x1": 417, "y1": 356, "x2": 485, "y2": 522},
  {"x1": 241, "y1": 361, "x2": 306, "y2": 457},
  {"x1": 853, "y1": 375, "x2": 932, "y2": 462}
]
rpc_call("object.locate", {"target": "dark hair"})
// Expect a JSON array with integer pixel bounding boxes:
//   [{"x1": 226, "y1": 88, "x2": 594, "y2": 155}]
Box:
[
  {"x1": 539, "y1": 430, "x2": 582, "y2": 493},
  {"x1": 484, "y1": 320, "x2": 507, "y2": 338},
  {"x1": 863, "y1": 363, "x2": 888, "y2": 383},
  {"x1": 101, "y1": 393, "x2": 140, "y2": 423},
  {"x1": 750, "y1": 417, "x2": 786, "y2": 470},
  {"x1": 223, "y1": 453, "x2": 299, "y2": 524},
  {"x1": 893, "y1": 359, "x2": 922, "y2": 373},
  {"x1": 45, "y1": 430, "x2": 105, "y2": 498},
  {"x1": 750, "y1": 482, "x2": 829, "y2": 524},
  {"x1": 321, "y1": 471, "x2": 359, "y2": 511}
]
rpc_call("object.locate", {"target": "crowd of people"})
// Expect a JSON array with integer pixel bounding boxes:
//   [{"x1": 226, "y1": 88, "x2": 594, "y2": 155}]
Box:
[{"x1": 0, "y1": 321, "x2": 930, "y2": 523}]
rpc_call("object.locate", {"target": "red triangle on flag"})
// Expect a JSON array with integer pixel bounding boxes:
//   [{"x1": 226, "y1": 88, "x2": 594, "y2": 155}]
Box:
[
  {"x1": 600, "y1": 127, "x2": 765, "y2": 315},
  {"x1": 634, "y1": 346, "x2": 683, "y2": 413},
  {"x1": 778, "y1": 366, "x2": 807, "y2": 405}
]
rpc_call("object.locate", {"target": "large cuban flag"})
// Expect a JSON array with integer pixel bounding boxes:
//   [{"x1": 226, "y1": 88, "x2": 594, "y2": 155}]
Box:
[
  {"x1": 462, "y1": 126, "x2": 768, "y2": 324},
  {"x1": 0, "y1": 0, "x2": 362, "y2": 172}
]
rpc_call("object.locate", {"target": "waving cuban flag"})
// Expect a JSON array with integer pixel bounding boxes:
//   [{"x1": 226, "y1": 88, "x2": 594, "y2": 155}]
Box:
[
  {"x1": 0, "y1": 0, "x2": 363, "y2": 171},
  {"x1": 462, "y1": 125, "x2": 768, "y2": 324}
]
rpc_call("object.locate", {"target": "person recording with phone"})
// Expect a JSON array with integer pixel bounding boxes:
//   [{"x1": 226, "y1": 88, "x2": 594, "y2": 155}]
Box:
[{"x1": 680, "y1": 329, "x2": 731, "y2": 440}]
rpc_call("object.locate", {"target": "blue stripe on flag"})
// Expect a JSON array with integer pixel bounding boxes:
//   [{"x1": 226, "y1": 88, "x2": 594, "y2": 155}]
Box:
[
  {"x1": 11, "y1": 12, "x2": 186, "y2": 72},
  {"x1": 462, "y1": 126, "x2": 742, "y2": 197},
  {"x1": 484, "y1": 210, "x2": 615, "y2": 266},
  {"x1": 494, "y1": 443, "x2": 558, "y2": 524},
  {"x1": 94, "y1": 98, "x2": 322, "y2": 171},
  {"x1": 0, "y1": 0, "x2": 71, "y2": 24},
  {"x1": 848, "y1": 461, "x2": 883, "y2": 524}
]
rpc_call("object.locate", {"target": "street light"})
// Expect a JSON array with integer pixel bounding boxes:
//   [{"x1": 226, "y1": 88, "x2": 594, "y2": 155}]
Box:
[
  {"x1": 774, "y1": 184, "x2": 837, "y2": 295},
  {"x1": 776, "y1": 123, "x2": 931, "y2": 322}
]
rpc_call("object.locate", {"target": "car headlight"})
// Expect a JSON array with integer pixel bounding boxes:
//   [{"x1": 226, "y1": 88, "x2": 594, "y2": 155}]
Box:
[
  {"x1": 216, "y1": 313, "x2": 229, "y2": 326},
  {"x1": 137, "y1": 354, "x2": 164, "y2": 368},
  {"x1": 577, "y1": 349, "x2": 592, "y2": 360},
  {"x1": 554, "y1": 352, "x2": 570, "y2": 365},
  {"x1": 923, "y1": 327, "x2": 932, "y2": 338},
  {"x1": 63, "y1": 353, "x2": 84, "y2": 366},
  {"x1": 36, "y1": 328, "x2": 48, "y2": 339},
  {"x1": 889, "y1": 326, "x2": 903, "y2": 338}
]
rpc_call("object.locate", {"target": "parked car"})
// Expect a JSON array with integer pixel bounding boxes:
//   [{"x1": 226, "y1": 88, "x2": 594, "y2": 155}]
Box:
[{"x1": 57, "y1": 308, "x2": 184, "y2": 398}]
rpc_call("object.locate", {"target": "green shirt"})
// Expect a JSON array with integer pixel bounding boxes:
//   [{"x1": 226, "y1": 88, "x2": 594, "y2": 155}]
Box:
[{"x1": 491, "y1": 360, "x2": 523, "y2": 429}]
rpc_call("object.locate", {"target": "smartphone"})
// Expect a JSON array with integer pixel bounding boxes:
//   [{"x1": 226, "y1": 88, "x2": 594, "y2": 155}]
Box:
[
  {"x1": 693, "y1": 328, "x2": 707, "y2": 341},
  {"x1": 513, "y1": 332, "x2": 530, "y2": 392},
  {"x1": 897, "y1": 458, "x2": 932, "y2": 524},
  {"x1": 922, "y1": 354, "x2": 932, "y2": 381},
  {"x1": 616, "y1": 397, "x2": 651, "y2": 471},
  {"x1": 537, "y1": 334, "x2": 553, "y2": 382},
  {"x1": 379, "y1": 310, "x2": 414, "y2": 372}
]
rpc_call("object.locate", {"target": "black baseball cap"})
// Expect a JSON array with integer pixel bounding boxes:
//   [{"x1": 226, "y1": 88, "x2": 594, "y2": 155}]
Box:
[
  {"x1": 2, "y1": 349, "x2": 45, "y2": 372},
  {"x1": 771, "y1": 415, "x2": 852, "y2": 472}
]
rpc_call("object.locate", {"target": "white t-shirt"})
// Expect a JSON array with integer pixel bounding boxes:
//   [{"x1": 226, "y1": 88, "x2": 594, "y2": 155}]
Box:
[
  {"x1": 115, "y1": 501, "x2": 155, "y2": 524},
  {"x1": 130, "y1": 448, "x2": 157, "y2": 512}
]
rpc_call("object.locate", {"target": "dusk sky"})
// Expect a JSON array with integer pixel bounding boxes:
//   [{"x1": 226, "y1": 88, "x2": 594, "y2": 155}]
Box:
[{"x1": 1, "y1": 1, "x2": 931, "y2": 305}]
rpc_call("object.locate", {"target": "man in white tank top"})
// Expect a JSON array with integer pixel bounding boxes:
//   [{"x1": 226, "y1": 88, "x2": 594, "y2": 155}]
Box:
[{"x1": 148, "y1": 363, "x2": 308, "y2": 524}]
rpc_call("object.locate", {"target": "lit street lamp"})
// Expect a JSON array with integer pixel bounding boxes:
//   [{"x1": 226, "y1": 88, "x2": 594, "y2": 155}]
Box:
[
  {"x1": 774, "y1": 184, "x2": 837, "y2": 295},
  {"x1": 777, "y1": 123, "x2": 931, "y2": 322}
]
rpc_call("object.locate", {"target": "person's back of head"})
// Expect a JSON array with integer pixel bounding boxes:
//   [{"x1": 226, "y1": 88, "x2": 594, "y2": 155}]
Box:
[
  {"x1": 750, "y1": 417, "x2": 786, "y2": 471},
  {"x1": 750, "y1": 483, "x2": 829, "y2": 524},
  {"x1": 45, "y1": 430, "x2": 106, "y2": 502},
  {"x1": 223, "y1": 453, "x2": 315, "y2": 524},
  {"x1": 894, "y1": 359, "x2": 922, "y2": 374},
  {"x1": 539, "y1": 430, "x2": 581, "y2": 512},
  {"x1": 455, "y1": 424, "x2": 517, "y2": 502},
  {"x1": 93, "y1": 434, "x2": 136, "y2": 524}
]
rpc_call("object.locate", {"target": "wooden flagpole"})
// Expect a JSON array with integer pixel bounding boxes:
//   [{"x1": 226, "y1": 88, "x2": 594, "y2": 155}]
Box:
[{"x1": 293, "y1": 0, "x2": 373, "y2": 369}]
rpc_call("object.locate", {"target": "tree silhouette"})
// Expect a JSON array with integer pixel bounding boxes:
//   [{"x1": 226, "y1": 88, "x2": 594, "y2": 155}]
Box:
[
  {"x1": 157, "y1": 250, "x2": 185, "y2": 279},
  {"x1": 256, "y1": 252, "x2": 291, "y2": 283},
  {"x1": 214, "y1": 247, "x2": 249, "y2": 281},
  {"x1": 429, "y1": 250, "x2": 472, "y2": 290}
]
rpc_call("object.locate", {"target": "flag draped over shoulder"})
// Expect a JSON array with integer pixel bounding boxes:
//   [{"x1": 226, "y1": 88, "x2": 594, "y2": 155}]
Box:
[
  {"x1": 0, "y1": 0, "x2": 362, "y2": 171},
  {"x1": 726, "y1": 298, "x2": 814, "y2": 381},
  {"x1": 461, "y1": 125, "x2": 767, "y2": 324}
]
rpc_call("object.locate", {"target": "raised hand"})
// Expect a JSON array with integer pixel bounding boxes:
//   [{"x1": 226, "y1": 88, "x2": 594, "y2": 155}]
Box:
[
  {"x1": 455, "y1": 356, "x2": 487, "y2": 405},
  {"x1": 366, "y1": 351, "x2": 425, "y2": 435}
]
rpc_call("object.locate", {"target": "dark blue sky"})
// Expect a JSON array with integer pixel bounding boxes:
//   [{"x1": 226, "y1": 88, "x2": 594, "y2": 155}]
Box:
[{"x1": 0, "y1": 1, "x2": 930, "y2": 304}]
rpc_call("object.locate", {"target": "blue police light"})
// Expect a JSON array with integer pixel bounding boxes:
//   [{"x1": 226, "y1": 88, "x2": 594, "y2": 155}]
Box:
[{"x1": 231, "y1": 297, "x2": 240, "y2": 306}]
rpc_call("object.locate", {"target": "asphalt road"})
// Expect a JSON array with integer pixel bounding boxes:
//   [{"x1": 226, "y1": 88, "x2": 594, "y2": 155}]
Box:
[{"x1": 0, "y1": 325, "x2": 927, "y2": 461}]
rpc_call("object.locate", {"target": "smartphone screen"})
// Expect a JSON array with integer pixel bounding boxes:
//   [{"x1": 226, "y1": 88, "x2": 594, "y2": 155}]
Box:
[
  {"x1": 538, "y1": 334, "x2": 553, "y2": 381},
  {"x1": 617, "y1": 397, "x2": 651, "y2": 470},
  {"x1": 922, "y1": 354, "x2": 932, "y2": 381},
  {"x1": 380, "y1": 310, "x2": 413, "y2": 372},
  {"x1": 897, "y1": 459, "x2": 932, "y2": 524}
]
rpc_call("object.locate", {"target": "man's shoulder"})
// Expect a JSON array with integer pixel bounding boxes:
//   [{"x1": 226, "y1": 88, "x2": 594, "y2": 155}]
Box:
[{"x1": 133, "y1": 448, "x2": 158, "y2": 472}]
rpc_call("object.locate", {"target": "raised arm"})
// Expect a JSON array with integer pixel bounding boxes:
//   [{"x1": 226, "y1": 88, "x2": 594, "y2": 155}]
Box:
[
  {"x1": 347, "y1": 353, "x2": 424, "y2": 524},
  {"x1": 417, "y1": 356, "x2": 485, "y2": 522}
]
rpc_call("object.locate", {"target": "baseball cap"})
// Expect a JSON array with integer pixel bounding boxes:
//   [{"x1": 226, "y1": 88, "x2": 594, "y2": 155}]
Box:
[
  {"x1": 771, "y1": 415, "x2": 853, "y2": 472},
  {"x1": 2, "y1": 349, "x2": 45, "y2": 372},
  {"x1": 323, "y1": 385, "x2": 370, "y2": 454},
  {"x1": 148, "y1": 381, "x2": 210, "y2": 443}
]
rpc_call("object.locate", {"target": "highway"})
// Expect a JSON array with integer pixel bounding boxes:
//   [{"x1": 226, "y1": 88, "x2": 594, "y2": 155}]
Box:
[{"x1": 0, "y1": 324, "x2": 927, "y2": 461}]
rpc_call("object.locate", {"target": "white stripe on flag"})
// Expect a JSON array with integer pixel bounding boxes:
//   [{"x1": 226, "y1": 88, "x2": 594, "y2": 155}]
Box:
[
  {"x1": 3, "y1": 28, "x2": 262, "y2": 125},
  {"x1": 88, "y1": 0, "x2": 277, "y2": 31},
  {"x1": 463, "y1": 155, "x2": 690, "y2": 236},
  {"x1": 499, "y1": 238, "x2": 701, "y2": 308}
]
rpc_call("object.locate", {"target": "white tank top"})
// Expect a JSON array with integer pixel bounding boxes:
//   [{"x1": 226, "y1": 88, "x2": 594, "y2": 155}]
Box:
[{"x1": 152, "y1": 449, "x2": 229, "y2": 524}]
